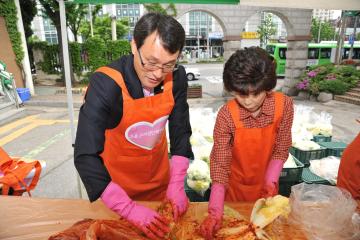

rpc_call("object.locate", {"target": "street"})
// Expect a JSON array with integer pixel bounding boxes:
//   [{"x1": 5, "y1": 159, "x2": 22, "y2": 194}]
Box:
[{"x1": 184, "y1": 63, "x2": 224, "y2": 98}]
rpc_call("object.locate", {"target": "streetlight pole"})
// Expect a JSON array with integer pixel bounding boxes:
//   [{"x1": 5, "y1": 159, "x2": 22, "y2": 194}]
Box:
[
  {"x1": 335, "y1": 11, "x2": 347, "y2": 65},
  {"x1": 207, "y1": 14, "x2": 210, "y2": 59},
  {"x1": 111, "y1": 15, "x2": 117, "y2": 41},
  {"x1": 197, "y1": 16, "x2": 201, "y2": 59},
  {"x1": 317, "y1": 20, "x2": 322, "y2": 43}
]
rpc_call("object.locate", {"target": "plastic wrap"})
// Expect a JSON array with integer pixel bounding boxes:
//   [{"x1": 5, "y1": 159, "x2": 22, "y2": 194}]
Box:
[
  {"x1": 292, "y1": 105, "x2": 315, "y2": 144},
  {"x1": 289, "y1": 183, "x2": 359, "y2": 240},
  {"x1": 307, "y1": 111, "x2": 333, "y2": 137},
  {"x1": 309, "y1": 156, "x2": 340, "y2": 185}
]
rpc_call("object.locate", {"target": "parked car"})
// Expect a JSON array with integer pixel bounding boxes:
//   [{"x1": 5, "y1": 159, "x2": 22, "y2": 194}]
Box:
[{"x1": 185, "y1": 67, "x2": 200, "y2": 81}]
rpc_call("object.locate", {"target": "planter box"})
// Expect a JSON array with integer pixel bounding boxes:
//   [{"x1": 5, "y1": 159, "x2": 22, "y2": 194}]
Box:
[{"x1": 187, "y1": 85, "x2": 202, "y2": 98}]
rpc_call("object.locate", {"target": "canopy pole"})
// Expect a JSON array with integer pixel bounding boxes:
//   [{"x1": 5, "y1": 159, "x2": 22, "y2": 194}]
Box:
[{"x1": 59, "y1": 0, "x2": 76, "y2": 145}]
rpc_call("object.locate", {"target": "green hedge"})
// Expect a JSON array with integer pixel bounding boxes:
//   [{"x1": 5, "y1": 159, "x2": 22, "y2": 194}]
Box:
[
  {"x1": 31, "y1": 38, "x2": 131, "y2": 76},
  {"x1": 69, "y1": 42, "x2": 83, "y2": 76},
  {"x1": 107, "y1": 40, "x2": 131, "y2": 62},
  {"x1": 32, "y1": 41, "x2": 60, "y2": 74},
  {"x1": 83, "y1": 36, "x2": 107, "y2": 72}
]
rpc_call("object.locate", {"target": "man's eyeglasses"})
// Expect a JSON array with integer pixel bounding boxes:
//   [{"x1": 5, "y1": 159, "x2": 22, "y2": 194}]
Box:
[{"x1": 137, "y1": 49, "x2": 178, "y2": 73}]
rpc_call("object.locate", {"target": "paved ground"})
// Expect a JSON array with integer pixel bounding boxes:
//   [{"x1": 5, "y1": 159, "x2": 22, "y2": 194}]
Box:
[{"x1": 1, "y1": 83, "x2": 359, "y2": 200}]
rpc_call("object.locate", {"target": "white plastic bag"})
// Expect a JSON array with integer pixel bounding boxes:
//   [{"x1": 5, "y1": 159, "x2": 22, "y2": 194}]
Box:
[{"x1": 289, "y1": 183, "x2": 359, "y2": 240}]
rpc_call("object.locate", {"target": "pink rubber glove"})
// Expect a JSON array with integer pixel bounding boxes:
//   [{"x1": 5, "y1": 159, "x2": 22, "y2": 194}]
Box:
[
  {"x1": 101, "y1": 181, "x2": 170, "y2": 239},
  {"x1": 165, "y1": 155, "x2": 189, "y2": 221},
  {"x1": 262, "y1": 159, "x2": 284, "y2": 198},
  {"x1": 200, "y1": 183, "x2": 225, "y2": 240}
]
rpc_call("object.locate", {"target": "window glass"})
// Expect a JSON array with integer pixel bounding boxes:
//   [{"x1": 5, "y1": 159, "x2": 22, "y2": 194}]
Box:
[
  {"x1": 320, "y1": 48, "x2": 331, "y2": 59},
  {"x1": 279, "y1": 48, "x2": 287, "y2": 59},
  {"x1": 308, "y1": 48, "x2": 319, "y2": 59}
]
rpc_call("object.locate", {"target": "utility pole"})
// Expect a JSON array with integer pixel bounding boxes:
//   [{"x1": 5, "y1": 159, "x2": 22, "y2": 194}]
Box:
[{"x1": 348, "y1": 15, "x2": 358, "y2": 60}]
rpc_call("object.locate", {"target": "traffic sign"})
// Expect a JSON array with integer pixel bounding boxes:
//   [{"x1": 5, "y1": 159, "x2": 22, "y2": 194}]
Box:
[{"x1": 344, "y1": 11, "x2": 360, "y2": 17}]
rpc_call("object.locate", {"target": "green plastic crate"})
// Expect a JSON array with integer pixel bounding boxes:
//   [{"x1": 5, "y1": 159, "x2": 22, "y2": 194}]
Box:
[
  {"x1": 301, "y1": 168, "x2": 332, "y2": 185},
  {"x1": 290, "y1": 146, "x2": 326, "y2": 168},
  {"x1": 318, "y1": 141, "x2": 347, "y2": 157},
  {"x1": 279, "y1": 156, "x2": 304, "y2": 182},
  {"x1": 312, "y1": 135, "x2": 332, "y2": 143},
  {"x1": 279, "y1": 181, "x2": 301, "y2": 197}
]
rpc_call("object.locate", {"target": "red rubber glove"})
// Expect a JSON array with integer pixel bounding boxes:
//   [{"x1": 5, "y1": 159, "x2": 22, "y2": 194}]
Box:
[
  {"x1": 166, "y1": 155, "x2": 189, "y2": 221},
  {"x1": 262, "y1": 159, "x2": 284, "y2": 198},
  {"x1": 101, "y1": 181, "x2": 170, "y2": 239},
  {"x1": 200, "y1": 183, "x2": 225, "y2": 240}
]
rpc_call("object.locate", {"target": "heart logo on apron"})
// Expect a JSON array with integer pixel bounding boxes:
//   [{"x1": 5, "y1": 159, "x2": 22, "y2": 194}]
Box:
[{"x1": 125, "y1": 115, "x2": 169, "y2": 150}]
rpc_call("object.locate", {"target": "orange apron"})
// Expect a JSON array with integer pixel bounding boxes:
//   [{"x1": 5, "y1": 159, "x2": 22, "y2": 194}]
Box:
[
  {"x1": 225, "y1": 92, "x2": 284, "y2": 201},
  {"x1": 96, "y1": 67, "x2": 174, "y2": 201},
  {"x1": 337, "y1": 132, "x2": 360, "y2": 200}
]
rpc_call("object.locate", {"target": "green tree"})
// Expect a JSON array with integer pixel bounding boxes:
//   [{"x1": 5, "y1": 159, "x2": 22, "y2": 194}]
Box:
[
  {"x1": 257, "y1": 13, "x2": 277, "y2": 47},
  {"x1": 144, "y1": 3, "x2": 177, "y2": 17},
  {"x1": 66, "y1": 4, "x2": 88, "y2": 42},
  {"x1": 80, "y1": 15, "x2": 129, "y2": 42},
  {"x1": 20, "y1": 0, "x2": 38, "y2": 70},
  {"x1": 310, "y1": 18, "x2": 336, "y2": 43},
  {"x1": 75, "y1": 4, "x2": 102, "y2": 41}
]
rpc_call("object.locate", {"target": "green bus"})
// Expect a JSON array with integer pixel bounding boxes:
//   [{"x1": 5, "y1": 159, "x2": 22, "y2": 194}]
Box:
[{"x1": 266, "y1": 42, "x2": 360, "y2": 76}]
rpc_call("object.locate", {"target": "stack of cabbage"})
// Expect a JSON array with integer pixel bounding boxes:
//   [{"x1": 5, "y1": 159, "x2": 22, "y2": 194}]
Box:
[
  {"x1": 187, "y1": 108, "x2": 217, "y2": 194},
  {"x1": 186, "y1": 159, "x2": 211, "y2": 196},
  {"x1": 189, "y1": 108, "x2": 217, "y2": 165}
]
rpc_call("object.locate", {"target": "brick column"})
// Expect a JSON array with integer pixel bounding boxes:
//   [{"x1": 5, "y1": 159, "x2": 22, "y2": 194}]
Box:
[
  {"x1": 223, "y1": 36, "x2": 242, "y2": 62},
  {"x1": 283, "y1": 36, "x2": 310, "y2": 96}
]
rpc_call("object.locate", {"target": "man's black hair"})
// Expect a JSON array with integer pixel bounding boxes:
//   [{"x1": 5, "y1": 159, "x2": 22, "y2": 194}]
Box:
[{"x1": 133, "y1": 12, "x2": 185, "y2": 54}]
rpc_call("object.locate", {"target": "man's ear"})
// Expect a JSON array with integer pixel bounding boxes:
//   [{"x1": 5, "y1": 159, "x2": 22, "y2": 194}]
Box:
[{"x1": 131, "y1": 39, "x2": 137, "y2": 55}]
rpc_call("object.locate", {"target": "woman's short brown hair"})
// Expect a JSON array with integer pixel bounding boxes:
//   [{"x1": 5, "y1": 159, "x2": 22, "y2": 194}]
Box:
[{"x1": 223, "y1": 47, "x2": 277, "y2": 95}]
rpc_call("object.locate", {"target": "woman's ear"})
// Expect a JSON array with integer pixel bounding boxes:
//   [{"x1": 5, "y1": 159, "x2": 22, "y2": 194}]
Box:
[{"x1": 130, "y1": 39, "x2": 137, "y2": 55}]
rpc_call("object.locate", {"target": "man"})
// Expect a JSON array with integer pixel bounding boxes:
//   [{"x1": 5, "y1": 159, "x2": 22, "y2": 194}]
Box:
[{"x1": 74, "y1": 13, "x2": 193, "y2": 239}]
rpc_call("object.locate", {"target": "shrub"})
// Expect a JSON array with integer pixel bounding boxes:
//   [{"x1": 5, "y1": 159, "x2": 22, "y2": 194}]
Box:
[
  {"x1": 318, "y1": 79, "x2": 349, "y2": 95},
  {"x1": 297, "y1": 63, "x2": 360, "y2": 96}
]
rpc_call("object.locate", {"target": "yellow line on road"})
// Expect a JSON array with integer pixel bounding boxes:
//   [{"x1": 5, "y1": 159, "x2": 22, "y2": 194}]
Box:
[
  {"x1": 0, "y1": 116, "x2": 78, "y2": 146},
  {"x1": 0, "y1": 115, "x2": 38, "y2": 135},
  {"x1": 0, "y1": 123, "x2": 41, "y2": 146}
]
